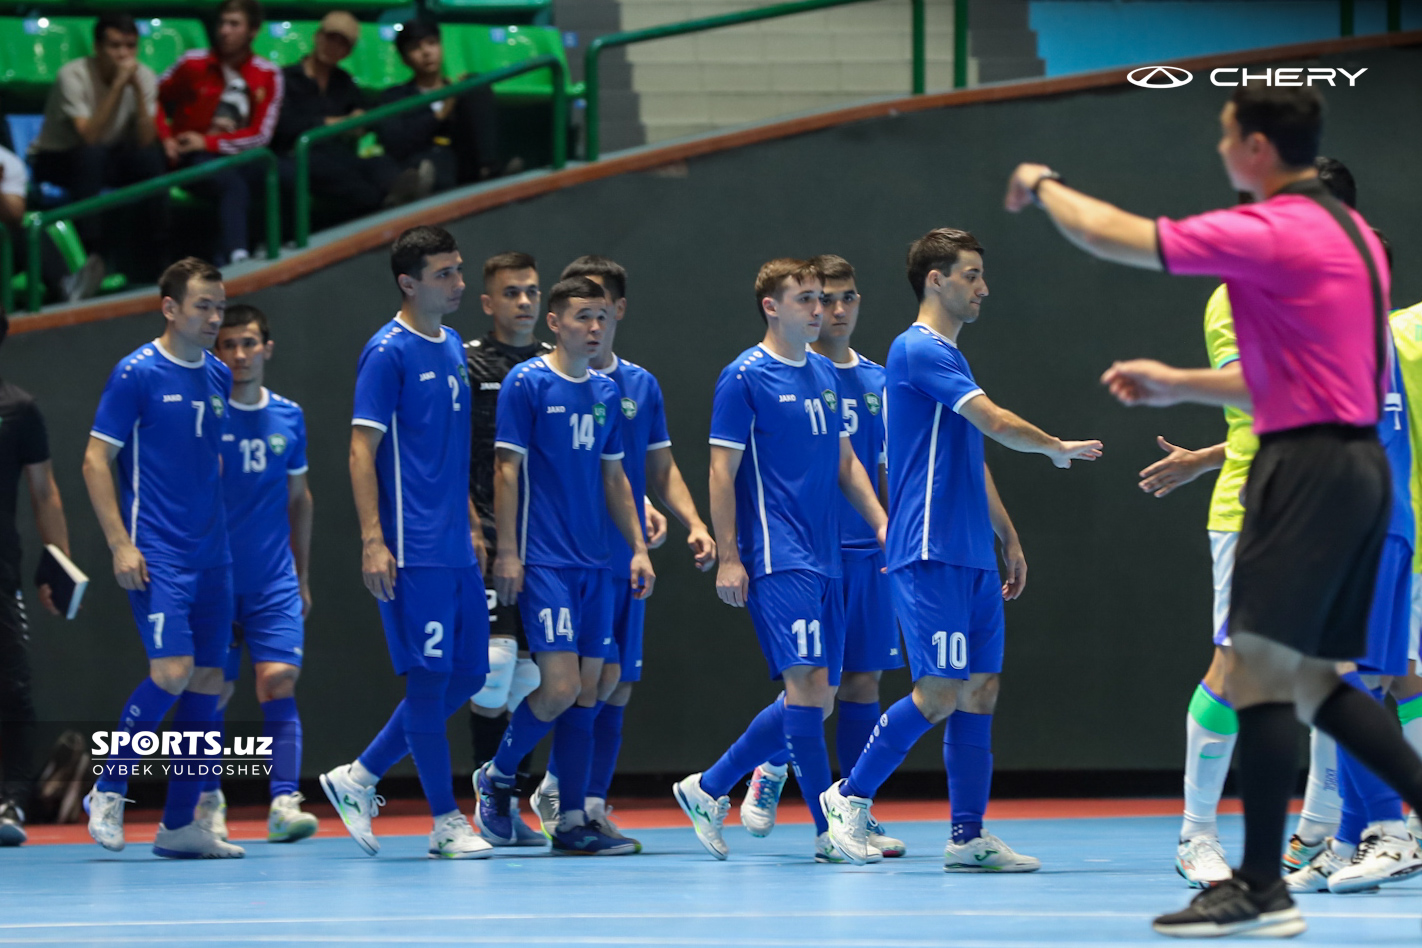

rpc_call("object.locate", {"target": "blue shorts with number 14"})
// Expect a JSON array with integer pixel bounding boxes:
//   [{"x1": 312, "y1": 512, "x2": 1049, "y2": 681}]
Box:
[{"x1": 891, "y1": 561, "x2": 1004, "y2": 681}]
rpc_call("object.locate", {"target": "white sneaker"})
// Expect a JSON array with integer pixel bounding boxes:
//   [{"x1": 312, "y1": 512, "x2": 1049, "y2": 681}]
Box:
[
  {"x1": 319, "y1": 764, "x2": 384, "y2": 855},
  {"x1": 1176, "y1": 834, "x2": 1232, "y2": 888},
  {"x1": 819, "y1": 780, "x2": 877, "y2": 865},
  {"x1": 1284, "y1": 838, "x2": 1351, "y2": 892},
  {"x1": 84, "y1": 788, "x2": 129, "y2": 852},
  {"x1": 1328, "y1": 827, "x2": 1422, "y2": 893},
  {"x1": 194, "y1": 789, "x2": 228, "y2": 840},
  {"x1": 815, "y1": 830, "x2": 879, "y2": 864},
  {"x1": 672, "y1": 773, "x2": 730, "y2": 860},
  {"x1": 740, "y1": 764, "x2": 789, "y2": 838},
  {"x1": 867, "y1": 817, "x2": 906, "y2": 858},
  {"x1": 428, "y1": 811, "x2": 494, "y2": 859},
  {"x1": 943, "y1": 830, "x2": 1041, "y2": 872},
  {"x1": 268, "y1": 792, "x2": 320, "y2": 843},
  {"x1": 153, "y1": 821, "x2": 245, "y2": 858},
  {"x1": 530, "y1": 775, "x2": 560, "y2": 838},
  {"x1": 1408, "y1": 811, "x2": 1422, "y2": 842}
]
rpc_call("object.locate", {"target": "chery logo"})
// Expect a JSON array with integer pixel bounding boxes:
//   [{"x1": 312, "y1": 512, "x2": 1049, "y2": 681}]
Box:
[
  {"x1": 1127, "y1": 65, "x2": 1193, "y2": 88},
  {"x1": 1127, "y1": 65, "x2": 1368, "y2": 89}
]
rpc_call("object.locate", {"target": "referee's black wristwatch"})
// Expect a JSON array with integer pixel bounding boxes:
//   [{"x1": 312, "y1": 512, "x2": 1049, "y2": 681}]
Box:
[{"x1": 1030, "y1": 169, "x2": 1065, "y2": 206}]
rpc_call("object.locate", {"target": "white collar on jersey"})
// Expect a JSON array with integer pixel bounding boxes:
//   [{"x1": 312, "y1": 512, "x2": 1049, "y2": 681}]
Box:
[
  {"x1": 757, "y1": 343, "x2": 807, "y2": 367},
  {"x1": 152, "y1": 338, "x2": 206, "y2": 368},
  {"x1": 831, "y1": 349, "x2": 861, "y2": 369},
  {"x1": 228, "y1": 387, "x2": 270, "y2": 411},
  {"x1": 545, "y1": 357, "x2": 591, "y2": 383},
  {"x1": 394, "y1": 313, "x2": 447, "y2": 343},
  {"x1": 914, "y1": 322, "x2": 959, "y2": 348}
]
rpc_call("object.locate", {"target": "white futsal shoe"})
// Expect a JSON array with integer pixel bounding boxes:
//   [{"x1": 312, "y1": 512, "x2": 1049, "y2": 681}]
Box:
[
  {"x1": 815, "y1": 831, "x2": 878, "y2": 863},
  {"x1": 1176, "y1": 834, "x2": 1232, "y2": 888},
  {"x1": 268, "y1": 792, "x2": 320, "y2": 843},
  {"x1": 83, "y1": 788, "x2": 130, "y2": 852},
  {"x1": 1283, "y1": 838, "x2": 1351, "y2": 892},
  {"x1": 194, "y1": 789, "x2": 228, "y2": 840},
  {"x1": 152, "y1": 821, "x2": 245, "y2": 858},
  {"x1": 740, "y1": 763, "x2": 789, "y2": 837},
  {"x1": 530, "y1": 774, "x2": 560, "y2": 838},
  {"x1": 673, "y1": 773, "x2": 730, "y2": 860},
  {"x1": 428, "y1": 811, "x2": 494, "y2": 859},
  {"x1": 1327, "y1": 826, "x2": 1422, "y2": 893},
  {"x1": 320, "y1": 763, "x2": 384, "y2": 855},
  {"x1": 1408, "y1": 811, "x2": 1422, "y2": 842},
  {"x1": 819, "y1": 780, "x2": 880, "y2": 865},
  {"x1": 943, "y1": 830, "x2": 1042, "y2": 872}
]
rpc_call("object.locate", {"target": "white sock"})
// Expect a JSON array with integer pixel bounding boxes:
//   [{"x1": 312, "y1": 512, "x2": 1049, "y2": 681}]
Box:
[
  {"x1": 542, "y1": 771, "x2": 560, "y2": 791},
  {"x1": 1331, "y1": 837, "x2": 1357, "y2": 861},
  {"x1": 350, "y1": 760, "x2": 380, "y2": 788},
  {"x1": 1181, "y1": 685, "x2": 1237, "y2": 841},
  {"x1": 1295, "y1": 727, "x2": 1340, "y2": 843},
  {"x1": 585, "y1": 796, "x2": 606, "y2": 820},
  {"x1": 761, "y1": 761, "x2": 789, "y2": 778}
]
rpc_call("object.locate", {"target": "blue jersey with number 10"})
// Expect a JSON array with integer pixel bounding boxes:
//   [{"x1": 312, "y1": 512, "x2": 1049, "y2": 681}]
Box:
[
  {"x1": 833, "y1": 351, "x2": 886, "y2": 559},
  {"x1": 90, "y1": 341, "x2": 232, "y2": 569},
  {"x1": 605, "y1": 356, "x2": 670, "y2": 578},
  {"x1": 495, "y1": 357, "x2": 625, "y2": 570},
  {"x1": 709, "y1": 345, "x2": 847, "y2": 580},
  {"x1": 220, "y1": 389, "x2": 309, "y2": 594}
]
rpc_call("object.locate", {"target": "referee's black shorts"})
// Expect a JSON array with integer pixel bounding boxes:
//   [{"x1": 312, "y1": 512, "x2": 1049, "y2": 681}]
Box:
[{"x1": 1229, "y1": 423, "x2": 1391, "y2": 661}]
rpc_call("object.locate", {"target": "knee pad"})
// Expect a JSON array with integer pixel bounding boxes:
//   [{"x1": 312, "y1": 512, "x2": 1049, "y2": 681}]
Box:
[
  {"x1": 471, "y1": 638, "x2": 517, "y2": 710},
  {"x1": 507, "y1": 658, "x2": 541, "y2": 711}
]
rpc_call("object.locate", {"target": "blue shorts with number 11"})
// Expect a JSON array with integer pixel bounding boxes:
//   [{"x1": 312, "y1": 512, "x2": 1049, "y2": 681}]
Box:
[
  {"x1": 748, "y1": 569, "x2": 845, "y2": 687},
  {"x1": 891, "y1": 560, "x2": 1004, "y2": 681}
]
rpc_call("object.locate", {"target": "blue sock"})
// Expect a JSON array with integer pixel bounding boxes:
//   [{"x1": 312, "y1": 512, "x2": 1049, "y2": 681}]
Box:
[
  {"x1": 96, "y1": 678, "x2": 179, "y2": 795},
  {"x1": 553, "y1": 704, "x2": 598, "y2": 816},
  {"x1": 844, "y1": 696, "x2": 934, "y2": 799},
  {"x1": 701, "y1": 696, "x2": 787, "y2": 799},
  {"x1": 492, "y1": 700, "x2": 555, "y2": 781},
  {"x1": 765, "y1": 748, "x2": 793, "y2": 767},
  {"x1": 1336, "y1": 744, "x2": 1368, "y2": 846},
  {"x1": 404, "y1": 669, "x2": 457, "y2": 816},
  {"x1": 587, "y1": 702, "x2": 626, "y2": 801},
  {"x1": 784, "y1": 704, "x2": 832, "y2": 835},
  {"x1": 444, "y1": 672, "x2": 486, "y2": 716},
  {"x1": 261, "y1": 697, "x2": 301, "y2": 798},
  {"x1": 199, "y1": 717, "x2": 226, "y2": 794},
  {"x1": 946, "y1": 711, "x2": 994, "y2": 843},
  {"x1": 836, "y1": 700, "x2": 881, "y2": 776},
  {"x1": 1332, "y1": 679, "x2": 1405, "y2": 840},
  {"x1": 162, "y1": 691, "x2": 220, "y2": 830},
  {"x1": 354, "y1": 672, "x2": 485, "y2": 780}
]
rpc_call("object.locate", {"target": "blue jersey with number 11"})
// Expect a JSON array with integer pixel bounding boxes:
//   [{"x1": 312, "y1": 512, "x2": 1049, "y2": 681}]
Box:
[{"x1": 221, "y1": 389, "x2": 309, "y2": 594}]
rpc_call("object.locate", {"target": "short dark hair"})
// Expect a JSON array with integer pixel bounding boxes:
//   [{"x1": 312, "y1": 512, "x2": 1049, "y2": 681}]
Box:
[
  {"x1": 1315, "y1": 155, "x2": 1356, "y2": 209},
  {"x1": 94, "y1": 13, "x2": 138, "y2": 45},
  {"x1": 906, "y1": 228, "x2": 984, "y2": 302},
  {"x1": 1230, "y1": 86, "x2": 1322, "y2": 170},
  {"x1": 560, "y1": 255, "x2": 627, "y2": 301},
  {"x1": 217, "y1": 0, "x2": 263, "y2": 30},
  {"x1": 159, "y1": 257, "x2": 223, "y2": 305},
  {"x1": 754, "y1": 258, "x2": 822, "y2": 323},
  {"x1": 395, "y1": 18, "x2": 440, "y2": 59},
  {"x1": 222, "y1": 302, "x2": 270, "y2": 342},
  {"x1": 483, "y1": 251, "x2": 537, "y2": 289},
  {"x1": 810, "y1": 254, "x2": 855, "y2": 284},
  {"x1": 390, "y1": 226, "x2": 459, "y2": 287},
  {"x1": 548, "y1": 276, "x2": 606, "y2": 316}
]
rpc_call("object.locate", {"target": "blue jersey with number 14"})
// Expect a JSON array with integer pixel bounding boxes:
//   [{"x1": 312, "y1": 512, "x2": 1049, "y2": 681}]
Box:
[{"x1": 220, "y1": 389, "x2": 309, "y2": 594}]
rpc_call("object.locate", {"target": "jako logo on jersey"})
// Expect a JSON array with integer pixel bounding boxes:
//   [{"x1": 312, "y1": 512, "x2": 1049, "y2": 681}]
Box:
[
  {"x1": 822, "y1": 390, "x2": 838, "y2": 413},
  {"x1": 209, "y1": 395, "x2": 225, "y2": 418},
  {"x1": 268, "y1": 433, "x2": 288, "y2": 455},
  {"x1": 864, "y1": 392, "x2": 882, "y2": 415},
  {"x1": 163, "y1": 394, "x2": 183, "y2": 402},
  {"x1": 419, "y1": 371, "x2": 436, "y2": 382},
  {"x1": 1126, "y1": 65, "x2": 1192, "y2": 88},
  {"x1": 779, "y1": 394, "x2": 797, "y2": 403},
  {"x1": 480, "y1": 382, "x2": 501, "y2": 391},
  {"x1": 620, "y1": 397, "x2": 637, "y2": 419},
  {"x1": 546, "y1": 405, "x2": 566, "y2": 414},
  {"x1": 592, "y1": 403, "x2": 607, "y2": 425}
]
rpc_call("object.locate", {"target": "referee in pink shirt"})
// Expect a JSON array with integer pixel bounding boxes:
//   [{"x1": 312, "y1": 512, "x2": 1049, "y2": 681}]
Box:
[{"x1": 1006, "y1": 86, "x2": 1422, "y2": 938}]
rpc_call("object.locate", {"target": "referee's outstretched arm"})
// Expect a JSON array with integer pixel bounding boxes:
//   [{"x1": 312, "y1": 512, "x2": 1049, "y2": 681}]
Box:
[{"x1": 1004, "y1": 162, "x2": 1161, "y2": 270}]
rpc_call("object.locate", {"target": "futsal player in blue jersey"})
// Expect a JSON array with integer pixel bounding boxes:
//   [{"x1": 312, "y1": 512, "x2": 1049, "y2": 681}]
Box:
[
  {"x1": 81, "y1": 257, "x2": 245, "y2": 858},
  {"x1": 674, "y1": 258, "x2": 887, "y2": 863},
  {"x1": 529, "y1": 256, "x2": 717, "y2": 849},
  {"x1": 821, "y1": 229, "x2": 1102, "y2": 868},
  {"x1": 192, "y1": 303, "x2": 318, "y2": 844},
  {"x1": 474, "y1": 275, "x2": 656, "y2": 855},
  {"x1": 742, "y1": 254, "x2": 906, "y2": 857},
  {"x1": 319, "y1": 226, "x2": 494, "y2": 859}
]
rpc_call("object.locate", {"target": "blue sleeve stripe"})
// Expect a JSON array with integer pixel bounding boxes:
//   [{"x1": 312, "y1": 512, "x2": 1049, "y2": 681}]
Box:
[
  {"x1": 90, "y1": 429, "x2": 125, "y2": 447},
  {"x1": 352, "y1": 418, "x2": 388, "y2": 433},
  {"x1": 709, "y1": 437, "x2": 745, "y2": 450},
  {"x1": 494, "y1": 440, "x2": 528, "y2": 455}
]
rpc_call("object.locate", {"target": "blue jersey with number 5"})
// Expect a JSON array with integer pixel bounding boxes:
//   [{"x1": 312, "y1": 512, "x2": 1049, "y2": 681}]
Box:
[
  {"x1": 494, "y1": 358, "x2": 625, "y2": 570},
  {"x1": 604, "y1": 357, "x2": 670, "y2": 578},
  {"x1": 833, "y1": 351, "x2": 886, "y2": 559},
  {"x1": 709, "y1": 345, "x2": 846, "y2": 580},
  {"x1": 220, "y1": 389, "x2": 308, "y2": 594},
  {"x1": 90, "y1": 340, "x2": 232, "y2": 569}
]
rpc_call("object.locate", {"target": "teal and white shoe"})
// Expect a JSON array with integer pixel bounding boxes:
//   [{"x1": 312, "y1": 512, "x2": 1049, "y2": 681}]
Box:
[
  {"x1": 943, "y1": 831, "x2": 1041, "y2": 872},
  {"x1": 428, "y1": 811, "x2": 494, "y2": 859},
  {"x1": 1284, "y1": 838, "x2": 1350, "y2": 892},
  {"x1": 867, "y1": 817, "x2": 906, "y2": 858},
  {"x1": 83, "y1": 788, "x2": 130, "y2": 852},
  {"x1": 672, "y1": 773, "x2": 730, "y2": 860},
  {"x1": 194, "y1": 789, "x2": 228, "y2": 840},
  {"x1": 1176, "y1": 834, "x2": 1231, "y2": 889},
  {"x1": 320, "y1": 764, "x2": 384, "y2": 855},
  {"x1": 740, "y1": 763, "x2": 789, "y2": 838},
  {"x1": 1282, "y1": 833, "x2": 1326, "y2": 873},
  {"x1": 268, "y1": 792, "x2": 319, "y2": 843}
]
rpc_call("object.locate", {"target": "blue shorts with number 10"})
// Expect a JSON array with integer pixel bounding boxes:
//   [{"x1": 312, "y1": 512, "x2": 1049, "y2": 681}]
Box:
[
  {"x1": 748, "y1": 569, "x2": 845, "y2": 687},
  {"x1": 378, "y1": 565, "x2": 490, "y2": 676},
  {"x1": 891, "y1": 560, "x2": 1004, "y2": 681}
]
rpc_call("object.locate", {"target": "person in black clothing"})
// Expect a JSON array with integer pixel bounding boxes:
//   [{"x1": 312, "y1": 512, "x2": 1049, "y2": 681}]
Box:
[
  {"x1": 378, "y1": 19, "x2": 506, "y2": 191},
  {"x1": 274, "y1": 11, "x2": 432, "y2": 219},
  {"x1": 0, "y1": 306, "x2": 74, "y2": 846}
]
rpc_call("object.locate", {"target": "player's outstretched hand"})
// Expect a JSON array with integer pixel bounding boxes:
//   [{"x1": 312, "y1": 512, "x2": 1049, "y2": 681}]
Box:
[
  {"x1": 493, "y1": 552, "x2": 524, "y2": 607},
  {"x1": 113, "y1": 541, "x2": 149, "y2": 592},
  {"x1": 629, "y1": 552, "x2": 656, "y2": 601},
  {"x1": 362, "y1": 539, "x2": 397, "y2": 601},
  {"x1": 1139, "y1": 436, "x2": 1211, "y2": 498},
  {"x1": 716, "y1": 559, "x2": 749, "y2": 608},
  {"x1": 1005, "y1": 162, "x2": 1052, "y2": 212},
  {"x1": 1051, "y1": 439, "x2": 1103, "y2": 469},
  {"x1": 645, "y1": 503, "x2": 669, "y2": 550},
  {"x1": 1101, "y1": 359, "x2": 1184, "y2": 407},
  {"x1": 687, "y1": 526, "x2": 717, "y2": 572},
  {"x1": 1001, "y1": 541, "x2": 1027, "y2": 601}
]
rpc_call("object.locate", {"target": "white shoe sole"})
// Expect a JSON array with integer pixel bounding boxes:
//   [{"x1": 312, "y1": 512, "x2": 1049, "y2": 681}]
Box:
[
  {"x1": 1176, "y1": 857, "x2": 1231, "y2": 890},
  {"x1": 319, "y1": 773, "x2": 378, "y2": 856},
  {"x1": 428, "y1": 846, "x2": 494, "y2": 859},
  {"x1": 943, "y1": 861, "x2": 1041, "y2": 873},
  {"x1": 672, "y1": 781, "x2": 727, "y2": 861},
  {"x1": 1329, "y1": 864, "x2": 1422, "y2": 894},
  {"x1": 1153, "y1": 908, "x2": 1307, "y2": 938}
]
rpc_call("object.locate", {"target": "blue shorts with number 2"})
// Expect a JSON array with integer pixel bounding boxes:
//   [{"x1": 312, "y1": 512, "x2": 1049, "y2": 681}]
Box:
[
  {"x1": 891, "y1": 561, "x2": 1004, "y2": 682},
  {"x1": 378, "y1": 565, "x2": 490, "y2": 676}
]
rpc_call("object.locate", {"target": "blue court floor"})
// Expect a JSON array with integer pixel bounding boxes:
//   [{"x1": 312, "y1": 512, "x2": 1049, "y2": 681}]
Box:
[{"x1": 1, "y1": 816, "x2": 1419, "y2": 946}]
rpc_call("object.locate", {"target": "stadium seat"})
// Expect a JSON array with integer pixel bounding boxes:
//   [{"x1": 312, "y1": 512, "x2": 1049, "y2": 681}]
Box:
[
  {"x1": 348, "y1": 22, "x2": 412, "y2": 90},
  {"x1": 135, "y1": 17, "x2": 209, "y2": 76},
  {"x1": 251, "y1": 18, "x2": 316, "y2": 69},
  {"x1": 426, "y1": 0, "x2": 553, "y2": 26},
  {"x1": 442, "y1": 24, "x2": 579, "y2": 102},
  {"x1": 0, "y1": 16, "x2": 94, "y2": 94}
]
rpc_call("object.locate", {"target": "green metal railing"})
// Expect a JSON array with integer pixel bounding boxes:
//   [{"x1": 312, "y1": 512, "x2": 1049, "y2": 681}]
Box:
[
  {"x1": 23, "y1": 148, "x2": 279, "y2": 312},
  {"x1": 293, "y1": 56, "x2": 568, "y2": 249},
  {"x1": 584, "y1": 0, "x2": 934, "y2": 162}
]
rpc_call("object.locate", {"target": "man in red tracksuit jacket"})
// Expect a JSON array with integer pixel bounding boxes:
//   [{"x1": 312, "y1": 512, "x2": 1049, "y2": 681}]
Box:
[{"x1": 156, "y1": 0, "x2": 282, "y2": 266}]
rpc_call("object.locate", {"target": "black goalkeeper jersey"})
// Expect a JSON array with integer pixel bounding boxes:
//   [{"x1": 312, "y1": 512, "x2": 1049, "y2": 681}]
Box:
[
  {"x1": 0, "y1": 379, "x2": 50, "y2": 595},
  {"x1": 465, "y1": 332, "x2": 554, "y2": 538}
]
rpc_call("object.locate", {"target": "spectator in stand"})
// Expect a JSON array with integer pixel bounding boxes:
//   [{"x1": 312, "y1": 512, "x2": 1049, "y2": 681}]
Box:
[
  {"x1": 157, "y1": 0, "x2": 283, "y2": 265},
  {"x1": 273, "y1": 11, "x2": 434, "y2": 219},
  {"x1": 30, "y1": 14, "x2": 169, "y2": 287},
  {"x1": 0, "y1": 147, "x2": 94, "y2": 303},
  {"x1": 378, "y1": 19, "x2": 508, "y2": 191}
]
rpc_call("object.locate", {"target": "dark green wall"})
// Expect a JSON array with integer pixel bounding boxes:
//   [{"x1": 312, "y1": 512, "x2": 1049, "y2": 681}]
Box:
[{"x1": 11, "y1": 44, "x2": 1422, "y2": 777}]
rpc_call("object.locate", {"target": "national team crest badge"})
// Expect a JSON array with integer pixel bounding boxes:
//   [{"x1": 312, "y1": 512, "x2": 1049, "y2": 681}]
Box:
[
  {"x1": 592, "y1": 402, "x2": 607, "y2": 425},
  {"x1": 457, "y1": 363, "x2": 469, "y2": 387},
  {"x1": 621, "y1": 397, "x2": 637, "y2": 419},
  {"x1": 864, "y1": 392, "x2": 881, "y2": 415},
  {"x1": 210, "y1": 395, "x2": 225, "y2": 418},
  {"x1": 822, "y1": 390, "x2": 837, "y2": 413},
  {"x1": 268, "y1": 433, "x2": 288, "y2": 455}
]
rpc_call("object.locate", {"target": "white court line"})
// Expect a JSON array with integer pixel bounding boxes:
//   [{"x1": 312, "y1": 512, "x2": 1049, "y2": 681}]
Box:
[{"x1": 0, "y1": 937, "x2": 1317, "y2": 948}]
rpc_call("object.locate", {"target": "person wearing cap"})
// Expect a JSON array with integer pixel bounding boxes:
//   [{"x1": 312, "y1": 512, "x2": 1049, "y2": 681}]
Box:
[{"x1": 273, "y1": 11, "x2": 433, "y2": 220}]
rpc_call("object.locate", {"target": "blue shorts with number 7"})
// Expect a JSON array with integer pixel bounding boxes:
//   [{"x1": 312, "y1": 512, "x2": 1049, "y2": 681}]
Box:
[
  {"x1": 891, "y1": 561, "x2": 1004, "y2": 682},
  {"x1": 127, "y1": 563, "x2": 233, "y2": 668}
]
